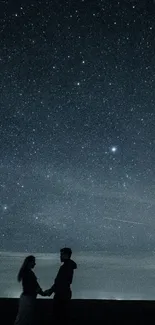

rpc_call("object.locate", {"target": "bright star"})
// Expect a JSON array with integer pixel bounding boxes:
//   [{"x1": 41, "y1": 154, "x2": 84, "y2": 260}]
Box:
[
  {"x1": 3, "y1": 205, "x2": 8, "y2": 211},
  {"x1": 111, "y1": 146, "x2": 117, "y2": 153}
]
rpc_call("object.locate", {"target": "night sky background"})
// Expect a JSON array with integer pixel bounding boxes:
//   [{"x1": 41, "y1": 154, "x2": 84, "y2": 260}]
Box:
[{"x1": 1, "y1": 0, "x2": 155, "y2": 253}]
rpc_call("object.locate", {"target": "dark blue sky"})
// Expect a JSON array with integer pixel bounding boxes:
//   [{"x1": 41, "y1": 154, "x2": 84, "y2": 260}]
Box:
[{"x1": 0, "y1": 0, "x2": 155, "y2": 253}]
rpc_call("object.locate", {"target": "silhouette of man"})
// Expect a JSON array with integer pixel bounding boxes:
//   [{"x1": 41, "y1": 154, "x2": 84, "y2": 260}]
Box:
[{"x1": 45, "y1": 247, "x2": 77, "y2": 324}]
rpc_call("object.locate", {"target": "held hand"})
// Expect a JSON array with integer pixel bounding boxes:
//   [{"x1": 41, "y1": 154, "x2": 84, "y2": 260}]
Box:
[
  {"x1": 43, "y1": 289, "x2": 52, "y2": 296},
  {"x1": 37, "y1": 288, "x2": 45, "y2": 296}
]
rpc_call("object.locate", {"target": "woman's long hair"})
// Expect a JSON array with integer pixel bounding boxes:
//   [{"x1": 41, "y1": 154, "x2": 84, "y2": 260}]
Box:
[{"x1": 17, "y1": 255, "x2": 35, "y2": 282}]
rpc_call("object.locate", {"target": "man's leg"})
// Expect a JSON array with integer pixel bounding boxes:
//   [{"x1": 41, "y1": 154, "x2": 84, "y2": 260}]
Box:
[
  {"x1": 52, "y1": 296, "x2": 60, "y2": 324},
  {"x1": 52, "y1": 295, "x2": 71, "y2": 324}
]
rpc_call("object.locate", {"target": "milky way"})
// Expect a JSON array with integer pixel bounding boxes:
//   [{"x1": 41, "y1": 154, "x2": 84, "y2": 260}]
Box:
[{"x1": 0, "y1": 0, "x2": 155, "y2": 253}]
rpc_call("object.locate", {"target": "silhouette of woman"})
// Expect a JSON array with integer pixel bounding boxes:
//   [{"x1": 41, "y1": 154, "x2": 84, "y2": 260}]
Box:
[{"x1": 14, "y1": 255, "x2": 44, "y2": 325}]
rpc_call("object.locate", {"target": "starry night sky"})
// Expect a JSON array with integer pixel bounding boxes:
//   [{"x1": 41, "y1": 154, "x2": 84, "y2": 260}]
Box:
[{"x1": 1, "y1": 0, "x2": 155, "y2": 253}]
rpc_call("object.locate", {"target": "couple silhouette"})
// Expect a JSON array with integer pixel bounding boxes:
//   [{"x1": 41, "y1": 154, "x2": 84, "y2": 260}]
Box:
[{"x1": 14, "y1": 247, "x2": 77, "y2": 325}]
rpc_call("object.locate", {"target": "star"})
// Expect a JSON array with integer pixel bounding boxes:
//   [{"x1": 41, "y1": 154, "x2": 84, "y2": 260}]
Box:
[
  {"x1": 110, "y1": 146, "x2": 117, "y2": 153},
  {"x1": 3, "y1": 205, "x2": 8, "y2": 211}
]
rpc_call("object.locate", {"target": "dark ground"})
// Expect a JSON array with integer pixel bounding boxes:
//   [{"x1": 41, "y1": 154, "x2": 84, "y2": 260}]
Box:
[{"x1": 1, "y1": 298, "x2": 154, "y2": 324}]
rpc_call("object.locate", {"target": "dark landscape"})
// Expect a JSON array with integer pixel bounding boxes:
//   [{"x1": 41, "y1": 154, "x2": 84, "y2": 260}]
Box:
[{"x1": 1, "y1": 298, "x2": 154, "y2": 324}]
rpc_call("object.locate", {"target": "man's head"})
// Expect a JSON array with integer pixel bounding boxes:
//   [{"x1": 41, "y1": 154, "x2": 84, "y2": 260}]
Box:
[{"x1": 60, "y1": 247, "x2": 72, "y2": 262}]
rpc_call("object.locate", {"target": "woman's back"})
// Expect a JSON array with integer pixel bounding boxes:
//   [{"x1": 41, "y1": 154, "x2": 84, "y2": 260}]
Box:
[
  {"x1": 14, "y1": 256, "x2": 42, "y2": 325},
  {"x1": 22, "y1": 269, "x2": 39, "y2": 297}
]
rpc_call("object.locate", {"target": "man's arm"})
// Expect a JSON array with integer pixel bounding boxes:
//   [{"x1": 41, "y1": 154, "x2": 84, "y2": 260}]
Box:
[
  {"x1": 37, "y1": 287, "x2": 45, "y2": 296},
  {"x1": 45, "y1": 266, "x2": 61, "y2": 296},
  {"x1": 48, "y1": 283, "x2": 55, "y2": 295},
  {"x1": 43, "y1": 284, "x2": 55, "y2": 296},
  {"x1": 68, "y1": 268, "x2": 74, "y2": 285}
]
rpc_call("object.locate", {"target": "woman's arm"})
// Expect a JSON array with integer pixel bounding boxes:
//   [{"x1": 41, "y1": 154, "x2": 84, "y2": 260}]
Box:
[
  {"x1": 33, "y1": 273, "x2": 44, "y2": 296},
  {"x1": 37, "y1": 286, "x2": 44, "y2": 296}
]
